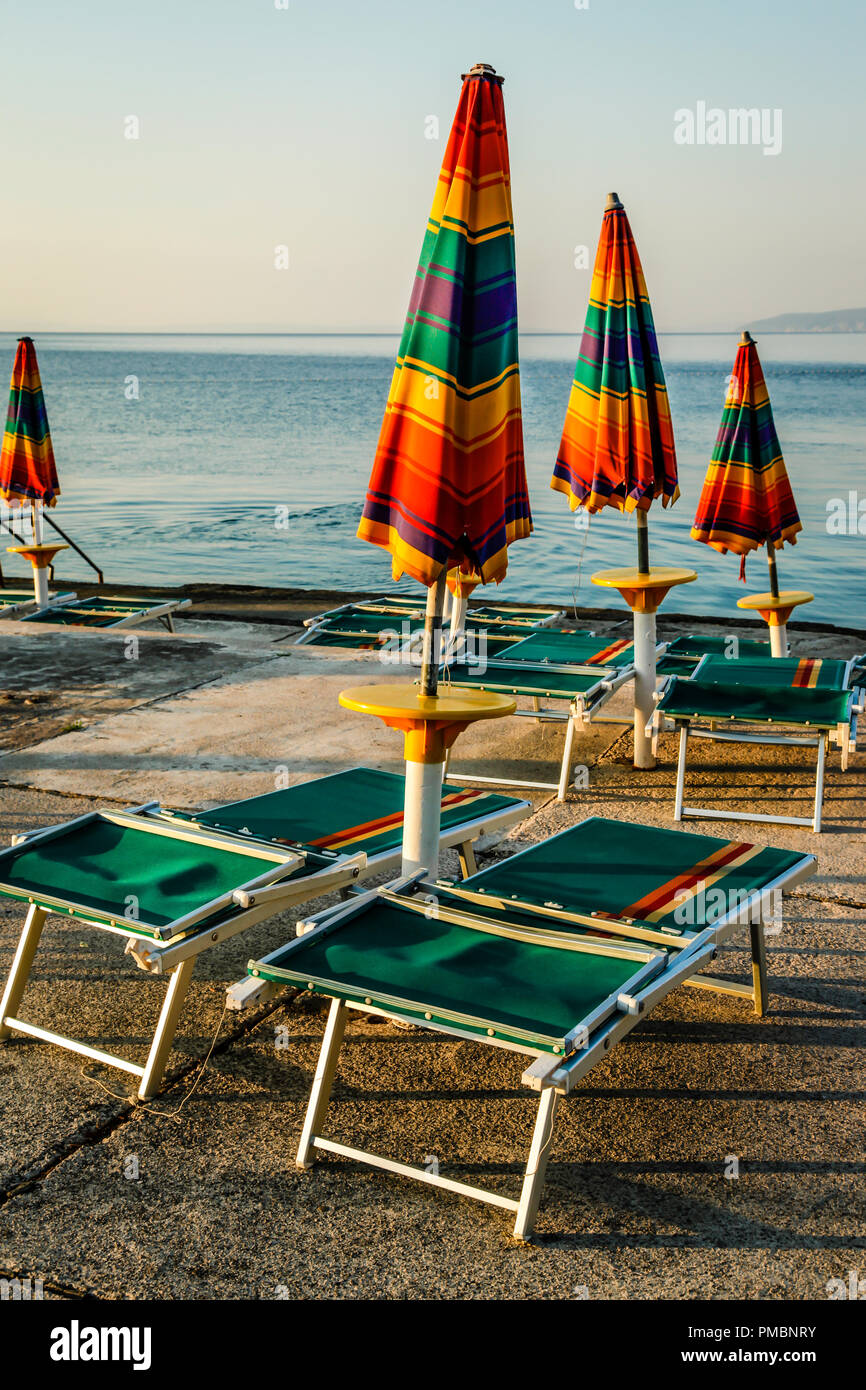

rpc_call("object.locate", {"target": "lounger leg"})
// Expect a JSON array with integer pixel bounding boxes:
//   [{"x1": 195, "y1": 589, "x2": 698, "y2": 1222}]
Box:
[
  {"x1": 557, "y1": 711, "x2": 577, "y2": 802},
  {"x1": 137, "y1": 957, "x2": 196, "y2": 1100},
  {"x1": 813, "y1": 734, "x2": 826, "y2": 834},
  {"x1": 0, "y1": 905, "x2": 47, "y2": 1042},
  {"x1": 513, "y1": 1086, "x2": 559, "y2": 1241},
  {"x1": 297, "y1": 998, "x2": 347, "y2": 1169},
  {"x1": 531, "y1": 695, "x2": 542, "y2": 724},
  {"x1": 166, "y1": 614, "x2": 175, "y2": 633},
  {"x1": 749, "y1": 921, "x2": 768, "y2": 1017},
  {"x1": 673, "y1": 725, "x2": 689, "y2": 821},
  {"x1": 456, "y1": 840, "x2": 477, "y2": 878}
]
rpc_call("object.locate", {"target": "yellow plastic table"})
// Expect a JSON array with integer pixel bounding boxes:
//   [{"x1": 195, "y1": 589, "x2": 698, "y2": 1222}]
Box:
[
  {"x1": 339, "y1": 683, "x2": 515, "y2": 875},
  {"x1": 736, "y1": 589, "x2": 814, "y2": 658},
  {"x1": 736, "y1": 589, "x2": 814, "y2": 627},
  {"x1": 590, "y1": 566, "x2": 697, "y2": 769},
  {"x1": 6, "y1": 543, "x2": 68, "y2": 608},
  {"x1": 591, "y1": 565, "x2": 697, "y2": 615}
]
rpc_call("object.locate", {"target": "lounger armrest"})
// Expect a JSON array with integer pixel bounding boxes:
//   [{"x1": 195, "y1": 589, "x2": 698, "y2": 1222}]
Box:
[{"x1": 232, "y1": 850, "x2": 363, "y2": 909}]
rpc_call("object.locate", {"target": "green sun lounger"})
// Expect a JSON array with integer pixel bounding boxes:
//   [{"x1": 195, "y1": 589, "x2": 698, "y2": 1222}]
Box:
[
  {"x1": 246, "y1": 815, "x2": 814, "y2": 1239},
  {"x1": 0, "y1": 588, "x2": 75, "y2": 618},
  {"x1": 439, "y1": 645, "x2": 639, "y2": 799},
  {"x1": 310, "y1": 596, "x2": 564, "y2": 627},
  {"x1": 441, "y1": 659, "x2": 632, "y2": 799},
  {"x1": 652, "y1": 673, "x2": 863, "y2": 832},
  {"x1": 0, "y1": 771, "x2": 528, "y2": 1098},
  {"x1": 0, "y1": 809, "x2": 365, "y2": 1100},
  {"x1": 297, "y1": 610, "x2": 538, "y2": 655},
  {"x1": 20, "y1": 595, "x2": 191, "y2": 631}
]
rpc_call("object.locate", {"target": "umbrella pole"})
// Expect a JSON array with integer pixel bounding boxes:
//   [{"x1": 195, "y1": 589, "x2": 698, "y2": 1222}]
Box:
[
  {"x1": 632, "y1": 510, "x2": 656, "y2": 770},
  {"x1": 403, "y1": 567, "x2": 448, "y2": 877},
  {"x1": 765, "y1": 544, "x2": 788, "y2": 657},
  {"x1": 30, "y1": 502, "x2": 49, "y2": 608},
  {"x1": 420, "y1": 570, "x2": 447, "y2": 696}
]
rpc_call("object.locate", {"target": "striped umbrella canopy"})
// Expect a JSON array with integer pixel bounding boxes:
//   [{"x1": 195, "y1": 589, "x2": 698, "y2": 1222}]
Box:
[
  {"x1": 0, "y1": 337, "x2": 60, "y2": 509},
  {"x1": 358, "y1": 63, "x2": 531, "y2": 595},
  {"x1": 691, "y1": 331, "x2": 802, "y2": 581},
  {"x1": 551, "y1": 194, "x2": 678, "y2": 528}
]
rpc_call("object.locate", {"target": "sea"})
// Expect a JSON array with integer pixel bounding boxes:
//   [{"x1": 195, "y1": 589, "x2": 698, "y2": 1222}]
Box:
[{"x1": 1, "y1": 332, "x2": 863, "y2": 632}]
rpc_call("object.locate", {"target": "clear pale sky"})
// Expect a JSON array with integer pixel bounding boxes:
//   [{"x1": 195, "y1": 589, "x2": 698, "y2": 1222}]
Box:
[{"x1": 2, "y1": 0, "x2": 863, "y2": 332}]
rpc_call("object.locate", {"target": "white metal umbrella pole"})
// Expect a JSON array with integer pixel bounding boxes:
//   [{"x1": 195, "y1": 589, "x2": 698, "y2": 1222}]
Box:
[
  {"x1": 765, "y1": 546, "x2": 787, "y2": 658},
  {"x1": 632, "y1": 511, "x2": 655, "y2": 769},
  {"x1": 406, "y1": 568, "x2": 449, "y2": 876},
  {"x1": 30, "y1": 501, "x2": 49, "y2": 607}
]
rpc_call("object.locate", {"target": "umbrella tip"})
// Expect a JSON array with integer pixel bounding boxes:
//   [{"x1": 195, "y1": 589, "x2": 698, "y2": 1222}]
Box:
[
  {"x1": 739, "y1": 329, "x2": 754, "y2": 345},
  {"x1": 463, "y1": 62, "x2": 502, "y2": 82},
  {"x1": 606, "y1": 192, "x2": 624, "y2": 210}
]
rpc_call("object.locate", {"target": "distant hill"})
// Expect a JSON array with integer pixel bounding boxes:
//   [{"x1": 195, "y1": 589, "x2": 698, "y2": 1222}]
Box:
[{"x1": 748, "y1": 308, "x2": 866, "y2": 333}]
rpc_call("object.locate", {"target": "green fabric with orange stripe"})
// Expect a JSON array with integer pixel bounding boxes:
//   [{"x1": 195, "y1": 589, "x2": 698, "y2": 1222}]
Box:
[{"x1": 192, "y1": 766, "x2": 519, "y2": 857}]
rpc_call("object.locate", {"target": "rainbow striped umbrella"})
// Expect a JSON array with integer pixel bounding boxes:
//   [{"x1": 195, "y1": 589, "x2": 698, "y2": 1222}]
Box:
[
  {"x1": 692, "y1": 331, "x2": 802, "y2": 584},
  {"x1": 358, "y1": 62, "x2": 531, "y2": 688},
  {"x1": 551, "y1": 193, "x2": 678, "y2": 541},
  {"x1": 0, "y1": 337, "x2": 60, "y2": 510},
  {"x1": 550, "y1": 194, "x2": 693, "y2": 770}
]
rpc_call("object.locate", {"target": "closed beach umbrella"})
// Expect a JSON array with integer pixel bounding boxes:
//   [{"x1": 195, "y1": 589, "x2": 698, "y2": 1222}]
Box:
[
  {"x1": 692, "y1": 331, "x2": 806, "y2": 654},
  {"x1": 0, "y1": 337, "x2": 64, "y2": 604},
  {"x1": 551, "y1": 194, "x2": 694, "y2": 767},
  {"x1": 358, "y1": 61, "x2": 531, "y2": 686},
  {"x1": 342, "y1": 63, "x2": 528, "y2": 875},
  {"x1": 551, "y1": 195, "x2": 678, "y2": 522}
]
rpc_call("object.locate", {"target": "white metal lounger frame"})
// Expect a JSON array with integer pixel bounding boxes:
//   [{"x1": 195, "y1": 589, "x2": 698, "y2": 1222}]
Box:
[
  {"x1": 26, "y1": 596, "x2": 192, "y2": 632},
  {"x1": 649, "y1": 675, "x2": 864, "y2": 833},
  {"x1": 251, "y1": 877, "x2": 718, "y2": 1239},
  {"x1": 441, "y1": 655, "x2": 647, "y2": 800},
  {"x1": 0, "y1": 807, "x2": 365, "y2": 1100}
]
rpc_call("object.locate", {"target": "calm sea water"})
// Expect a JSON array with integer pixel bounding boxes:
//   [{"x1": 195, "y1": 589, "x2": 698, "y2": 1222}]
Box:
[{"x1": 1, "y1": 332, "x2": 864, "y2": 631}]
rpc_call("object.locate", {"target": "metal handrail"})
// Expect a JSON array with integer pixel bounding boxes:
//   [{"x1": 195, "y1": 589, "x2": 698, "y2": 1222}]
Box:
[
  {"x1": 0, "y1": 510, "x2": 104, "y2": 586},
  {"x1": 42, "y1": 512, "x2": 104, "y2": 585}
]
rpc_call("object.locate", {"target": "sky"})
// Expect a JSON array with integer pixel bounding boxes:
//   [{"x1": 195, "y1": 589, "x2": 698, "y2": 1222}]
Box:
[{"x1": 1, "y1": 0, "x2": 864, "y2": 333}]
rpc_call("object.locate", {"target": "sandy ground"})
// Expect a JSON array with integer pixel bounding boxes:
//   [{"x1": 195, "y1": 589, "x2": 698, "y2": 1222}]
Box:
[{"x1": 0, "y1": 586, "x2": 863, "y2": 1300}]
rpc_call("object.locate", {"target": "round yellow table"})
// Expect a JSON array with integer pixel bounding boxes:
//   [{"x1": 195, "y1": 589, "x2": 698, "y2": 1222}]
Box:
[
  {"x1": 339, "y1": 683, "x2": 516, "y2": 875},
  {"x1": 590, "y1": 564, "x2": 697, "y2": 615},
  {"x1": 590, "y1": 566, "x2": 697, "y2": 770},
  {"x1": 736, "y1": 590, "x2": 814, "y2": 657},
  {"x1": 6, "y1": 543, "x2": 68, "y2": 608}
]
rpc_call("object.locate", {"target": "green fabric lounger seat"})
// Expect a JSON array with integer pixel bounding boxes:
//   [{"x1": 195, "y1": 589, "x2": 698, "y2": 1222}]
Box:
[
  {"x1": 496, "y1": 629, "x2": 640, "y2": 667},
  {"x1": 692, "y1": 653, "x2": 854, "y2": 691},
  {"x1": 653, "y1": 674, "x2": 861, "y2": 832},
  {"x1": 666, "y1": 633, "x2": 771, "y2": 661},
  {"x1": 21, "y1": 595, "x2": 190, "y2": 631},
  {"x1": 440, "y1": 652, "x2": 636, "y2": 800},
  {"x1": 158, "y1": 766, "x2": 530, "y2": 879},
  {"x1": 247, "y1": 815, "x2": 814, "y2": 1239},
  {"x1": 0, "y1": 809, "x2": 366, "y2": 1101}
]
